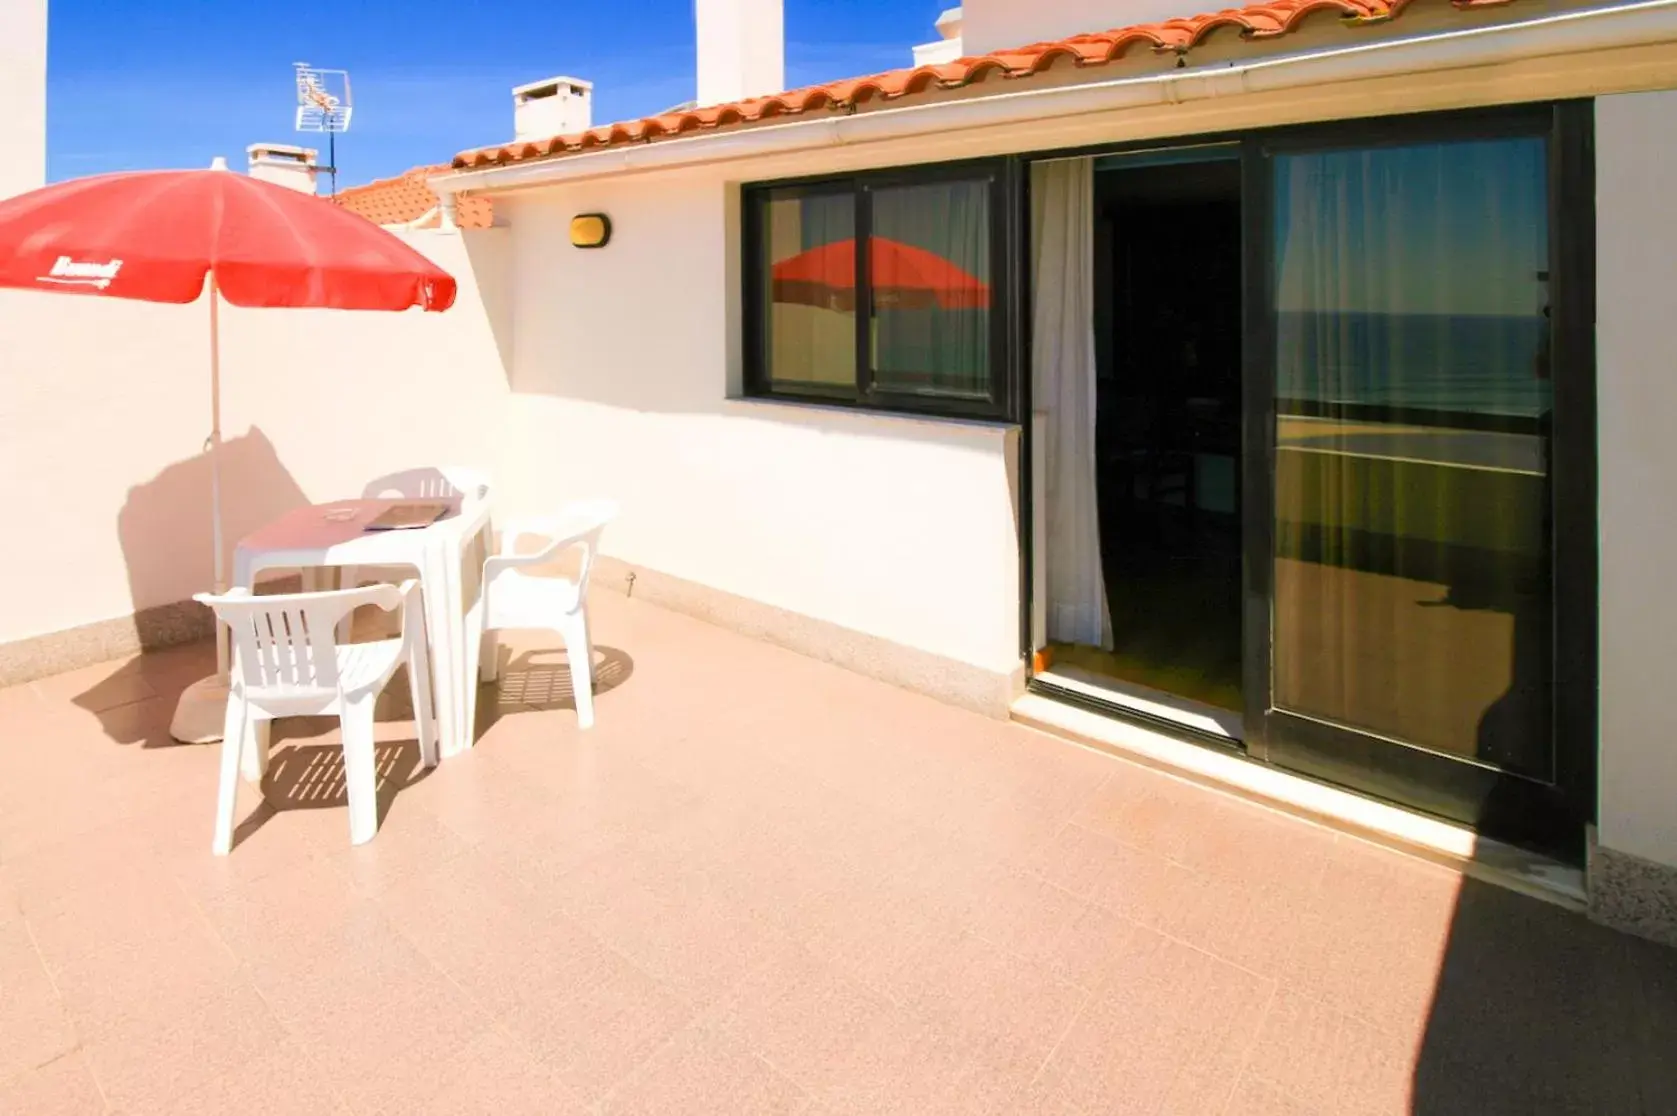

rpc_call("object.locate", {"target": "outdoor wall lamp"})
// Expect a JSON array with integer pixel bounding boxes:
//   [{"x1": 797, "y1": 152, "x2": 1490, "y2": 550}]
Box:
[{"x1": 570, "y1": 213, "x2": 611, "y2": 248}]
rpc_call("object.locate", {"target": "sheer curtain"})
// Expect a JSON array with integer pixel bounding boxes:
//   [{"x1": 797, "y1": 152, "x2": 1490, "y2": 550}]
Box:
[
  {"x1": 871, "y1": 179, "x2": 992, "y2": 396},
  {"x1": 766, "y1": 192, "x2": 857, "y2": 389},
  {"x1": 1031, "y1": 158, "x2": 1111, "y2": 650},
  {"x1": 1270, "y1": 138, "x2": 1551, "y2": 770}
]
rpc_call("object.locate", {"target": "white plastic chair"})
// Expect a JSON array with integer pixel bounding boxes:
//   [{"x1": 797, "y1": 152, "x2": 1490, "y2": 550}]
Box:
[
  {"x1": 333, "y1": 466, "x2": 493, "y2": 638},
  {"x1": 335, "y1": 466, "x2": 492, "y2": 588},
  {"x1": 479, "y1": 500, "x2": 618, "y2": 729},
  {"x1": 361, "y1": 466, "x2": 492, "y2": 506},
  {"x1": 196, "y1": 581, "x2": 437, "y2": 855}
]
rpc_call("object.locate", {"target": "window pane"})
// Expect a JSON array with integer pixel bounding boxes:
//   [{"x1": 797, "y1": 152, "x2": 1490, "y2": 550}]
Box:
[
  {"x1": 868, "y1": 179, "x2": 993, "y2": 398},
  {"x1": 1270, "y1": 136, "x2": 1553, "y2": 778},
  {"x1": 762, "y1": 190, "x2": 857, "y2": 391}
]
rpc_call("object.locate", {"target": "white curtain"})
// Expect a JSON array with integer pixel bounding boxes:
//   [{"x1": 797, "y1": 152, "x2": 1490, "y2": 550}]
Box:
[
  {"x1": 871, "y1": 179, "x2": 992, "y2": 395},
  {"x1": 1031, "y1": 158, "x2": 1111, "y2": 650},
  {"x1": 1269, "y1": 139, "x2": 1551, "y2": 764}
]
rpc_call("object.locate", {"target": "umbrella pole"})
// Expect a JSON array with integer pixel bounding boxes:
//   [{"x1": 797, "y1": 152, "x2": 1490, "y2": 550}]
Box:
[
  {"x1": 208, "y1": 273, "x2": 228, "y2": 675},
  {"x1": 169, "y1": 272, "x2": 234, "y2": 745}
]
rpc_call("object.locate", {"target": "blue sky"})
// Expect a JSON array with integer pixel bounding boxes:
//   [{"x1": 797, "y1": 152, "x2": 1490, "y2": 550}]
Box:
[{"x1": 47, "y1": 0, "x2": 944, "y2": 187}]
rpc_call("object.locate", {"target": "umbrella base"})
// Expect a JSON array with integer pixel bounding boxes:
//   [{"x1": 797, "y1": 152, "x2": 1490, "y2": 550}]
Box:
[{"x1": 170, "y1": 673, "x2": 230, "y2": 744}]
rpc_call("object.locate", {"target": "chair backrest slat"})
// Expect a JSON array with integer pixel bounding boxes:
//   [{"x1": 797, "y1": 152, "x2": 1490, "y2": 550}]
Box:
[
  {"x1": 363, "y1": 466, "x2": 491, "y2": 506},
  {"x1": 198, "y1": 585, "x2": 400, "y2": 700}
]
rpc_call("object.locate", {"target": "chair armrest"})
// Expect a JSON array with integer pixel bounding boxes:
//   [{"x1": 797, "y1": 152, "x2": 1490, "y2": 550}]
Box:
[
  {"x1": 194, "y1": 588, "x2": 252, "y2": 606},
  {"x1": 484, "y1": 503, "x2": 614, "y2": 599},
  {"x1": 496, "y1": 517, "x2": 562, "y2": 561},
  {"x1": 484, "y1": 550, "x2": 563, "y2": 582}
]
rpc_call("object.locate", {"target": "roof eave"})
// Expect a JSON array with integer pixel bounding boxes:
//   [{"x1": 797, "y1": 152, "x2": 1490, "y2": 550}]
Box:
[{"x1": 430, "y1": 0, "x2": 1677, "y2": 200}]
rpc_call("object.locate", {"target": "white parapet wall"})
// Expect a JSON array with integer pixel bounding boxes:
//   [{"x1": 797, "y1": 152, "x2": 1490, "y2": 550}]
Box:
[{"x1": 0, "y1": 228, "x2": 513, "y2": 658}]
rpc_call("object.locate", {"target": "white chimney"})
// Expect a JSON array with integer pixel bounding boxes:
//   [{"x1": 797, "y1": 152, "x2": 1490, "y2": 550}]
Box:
[
  {"x1": 912, "y1": 7, "x2": 964, "y2": 67},
  {"x1": 695, "y1": 0, "x2": 784, "y2": 107},
  {"x1": 0, "y1": 0, "x2": 47, "y2": 200},
  {"x1": 513, "y1": 76, "x2": 593, "y2": 141},
  {"x1": 245, "y1": 143, "x2": 318, "y2": 194}
]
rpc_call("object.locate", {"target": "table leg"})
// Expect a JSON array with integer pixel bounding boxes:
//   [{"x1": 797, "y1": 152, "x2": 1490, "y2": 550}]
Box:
[
  {"x1": 421, "y1": 542, "x2": 466, "y2": 760},
  {"x1": 461, "y1": 523, "x2": 490, "y2": 750}
]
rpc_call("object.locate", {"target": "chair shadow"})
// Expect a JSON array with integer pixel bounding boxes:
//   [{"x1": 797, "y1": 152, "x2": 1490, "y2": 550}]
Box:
[
  {"x1": 481, "y1": 644, "x2": 635, "y2": 717},
  {"x1": 227, "y1": 736, "x2": 433, "y2": 851}
]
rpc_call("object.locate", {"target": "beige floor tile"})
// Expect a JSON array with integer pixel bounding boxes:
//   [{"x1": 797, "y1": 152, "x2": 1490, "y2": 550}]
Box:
[
  {"x1": 900, "y1": 933, "x2": 1089, "y2": 1099},
  {"x1": 0, "y1": 1052, "x2": 108, "y2": 1116},
  {"x1": 0, "y1": 591, "x2": 1664, "y2": 1115},
  {"x1": 47, "y1": 925, "x2": 243, "y2": 1038},
  {"x1": 80, "y1": 980, "x2": 285, "y2": 1114},
  {"x1": 1240, "y1": 989, "x2": 1418, "y2": 1116},
  {"x1": 1218, "y1": 1075, "x2": 1332, "y2": 1116},
  {"x1": 165, "y1": 1042, "x2": 350, "y2": 1116},
  {"x1": 1034, "y1": 927, "x2": 1275, "y2": 1114},
  {"x1": 710, "y1": 939, "x2": 964, "y2": 1116},
  {"x1": 0, "y1": 950, "x2": 78, "y2": 1084},
  {"x1": 383, "y1": 1028, "x2": 590, "y2": 1116},
  {"x1": 603, "y1": 1021, "x2": 811, "y2": 1116},
  {"x1": 281, "y1": 971, "x2": 493, "y2": 1116},
  {"x1": 495, "y1": 941, "x2": 699, "y2": 1104}
]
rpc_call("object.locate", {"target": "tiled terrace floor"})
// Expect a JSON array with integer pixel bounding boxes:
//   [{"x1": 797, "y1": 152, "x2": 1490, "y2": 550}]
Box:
[{"x1": 1, "y1": 592, "x2": 1674, "y2": 1115}]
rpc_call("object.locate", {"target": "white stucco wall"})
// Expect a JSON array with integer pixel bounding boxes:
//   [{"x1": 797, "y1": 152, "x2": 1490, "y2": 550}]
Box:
[
  {"x1": 0, "y1": 229, "x2": 512, "y2": 644},
  {"x1": 1595, "y1": 90, "x2": 1677, "y2": 871},
  {"x1": 471, "y1": 38, "x2": 1677, "y2": 836},
  {"x1": 494, "y1": 170, "x2": 1023, "y2": 677},
  {"x1": 0, "y1": 0, "x2": 48, "y2": 200}
]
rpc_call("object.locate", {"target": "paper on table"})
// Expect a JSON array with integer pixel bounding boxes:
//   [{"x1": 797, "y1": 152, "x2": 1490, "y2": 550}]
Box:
[{"x1": 363, "y1": 501, "x2": 449, "y2": 531}]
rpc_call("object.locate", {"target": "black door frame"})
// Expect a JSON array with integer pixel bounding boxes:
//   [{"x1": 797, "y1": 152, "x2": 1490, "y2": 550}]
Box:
[{"x1": 1020, "y1": 101, "x2": 1598, "y2": 862}]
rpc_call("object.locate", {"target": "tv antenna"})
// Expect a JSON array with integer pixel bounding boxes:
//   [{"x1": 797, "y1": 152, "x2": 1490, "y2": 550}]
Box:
[{"x1": 293, "y1": 62, "x2": 352, "y2": 196}]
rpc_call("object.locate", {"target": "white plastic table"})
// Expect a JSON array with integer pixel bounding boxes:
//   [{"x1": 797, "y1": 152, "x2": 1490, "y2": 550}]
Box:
[{"x1": 232, "y1": 497, "x2": 493, "y2": 764}]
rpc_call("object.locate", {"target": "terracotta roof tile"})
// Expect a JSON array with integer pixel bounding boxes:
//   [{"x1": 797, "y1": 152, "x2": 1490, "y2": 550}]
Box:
[
  {"x1": 451, "y1": 0, "x2": 1517, "y2": 171},
  {"x1": 335, "y1": 164, "x2": 494, "y2": 228}
]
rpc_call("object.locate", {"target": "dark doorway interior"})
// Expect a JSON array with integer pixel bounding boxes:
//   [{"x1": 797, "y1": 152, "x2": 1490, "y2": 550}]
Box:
[{"x1": 1053, "y1": 155, "x2": 1245, "y2": 712}]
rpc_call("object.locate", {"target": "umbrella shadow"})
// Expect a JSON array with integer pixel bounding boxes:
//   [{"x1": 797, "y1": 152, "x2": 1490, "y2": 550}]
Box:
[
  {"x1": 115, "y1": 425, "x2": 311, "y2": 626},
  {"x1": 71, "y1": 426, "x2": 310, "y2": 745}
]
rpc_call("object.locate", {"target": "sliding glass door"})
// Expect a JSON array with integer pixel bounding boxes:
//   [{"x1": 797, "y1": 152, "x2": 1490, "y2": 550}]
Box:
[
  {"x1": 1244, "y1": 106, "x2": 1595, "y2": 858},
  {"x1": 1021, "y1": 105, "x2": 1594, "y2": 855}
]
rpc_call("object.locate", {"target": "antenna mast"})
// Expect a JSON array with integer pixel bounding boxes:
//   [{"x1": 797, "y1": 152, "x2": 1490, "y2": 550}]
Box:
[{"x1": 293, "y1": 61, "x2": 352, "y2": 196}]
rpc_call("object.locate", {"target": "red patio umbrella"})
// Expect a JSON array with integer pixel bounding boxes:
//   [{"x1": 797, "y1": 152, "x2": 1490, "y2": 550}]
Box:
[
  {"x1": 771, "y1": 237, "x2": 990, "y2": 312},
  {"x1": 0, "y1": 159, "x2": 458, "y2": 741}
]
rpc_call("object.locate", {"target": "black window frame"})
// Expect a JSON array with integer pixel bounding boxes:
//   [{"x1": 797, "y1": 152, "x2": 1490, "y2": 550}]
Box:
[{"x1": 741, "y1": 157, "x2": 1019, "y2": 422}]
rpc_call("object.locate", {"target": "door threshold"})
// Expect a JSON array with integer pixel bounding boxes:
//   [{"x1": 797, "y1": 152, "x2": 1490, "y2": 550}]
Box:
[
  {"x1": 1035, "y1": 666, "x2": 1244, "y2": 741},
  {"x1": 1011, "y1": 691, "x2": 1587, "y2": 911}
]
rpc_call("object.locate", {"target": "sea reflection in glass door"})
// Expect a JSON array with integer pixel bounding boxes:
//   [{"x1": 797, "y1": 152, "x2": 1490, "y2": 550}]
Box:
[{"x1": 1266, "y1": 134, "x2": 1556, "y2": 795}]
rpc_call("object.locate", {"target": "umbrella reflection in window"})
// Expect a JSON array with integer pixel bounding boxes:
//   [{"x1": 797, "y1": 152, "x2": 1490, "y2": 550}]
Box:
[{"x1": 760, "y1": 178, "x2": 993, "y2": 399}]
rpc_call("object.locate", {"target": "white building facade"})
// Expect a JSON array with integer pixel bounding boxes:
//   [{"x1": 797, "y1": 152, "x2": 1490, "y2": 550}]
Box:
[{"x1": 429, "y1": 0, "x2": 1677, "y2": 945}]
